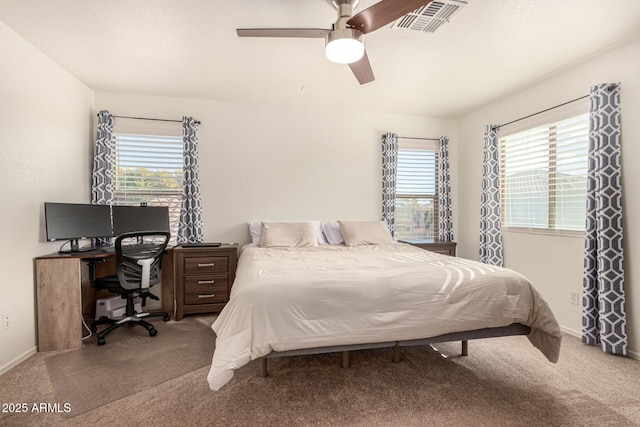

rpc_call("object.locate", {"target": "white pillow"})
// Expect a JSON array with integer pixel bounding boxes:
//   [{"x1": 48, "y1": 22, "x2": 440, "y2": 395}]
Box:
[
  {"x1": 338, "y1": 221, "x2": 394, "y2": 246},
  {"x1": 248, "y1": 221, "x2": 263, "y2": 245},
  {"x1": 249, "y1": 221, "x2": 327, "y2": 245},
  {"x1": 321, "y1": 221, "x2": 344, "y2": 245},
  {"x1": 260, "y1": 222, "x2": 318, "y2": 248}
]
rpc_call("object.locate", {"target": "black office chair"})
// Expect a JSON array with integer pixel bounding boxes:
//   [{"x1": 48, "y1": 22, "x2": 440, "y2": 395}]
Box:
[{"x1": 90, "y1": 231, "x2": 171, "y2": 346}]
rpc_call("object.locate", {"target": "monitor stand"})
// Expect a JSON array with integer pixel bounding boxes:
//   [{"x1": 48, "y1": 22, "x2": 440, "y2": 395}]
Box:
[{"x1": 59, "y1": 239, "x2": 95, "y2": 254}]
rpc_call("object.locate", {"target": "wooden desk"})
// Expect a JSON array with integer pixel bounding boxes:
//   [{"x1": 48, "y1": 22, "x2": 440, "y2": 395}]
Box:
[{"x1": 34, "y1": 248, "x2": 174, "y2": 351}]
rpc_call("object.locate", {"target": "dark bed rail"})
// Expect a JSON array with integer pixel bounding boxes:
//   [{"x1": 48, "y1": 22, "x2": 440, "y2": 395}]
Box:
[{"x1": 258, "y1": 323, "x2": 532, "y2": 377}]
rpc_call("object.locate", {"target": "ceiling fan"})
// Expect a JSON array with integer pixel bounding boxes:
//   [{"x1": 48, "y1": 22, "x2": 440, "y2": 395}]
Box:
[{"x1": 236, "y1": 0, "x2": 436, "y2": 85}]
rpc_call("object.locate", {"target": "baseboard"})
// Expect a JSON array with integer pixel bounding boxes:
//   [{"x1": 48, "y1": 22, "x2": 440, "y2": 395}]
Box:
[
  {"x1": 0, "y1": 347, "x2": 37, "y2": 376},
  {"x1": 560, "y1": 325, "x2": 581, "y2": 338},
  {"x1": 560, "y1": 325, "x2": 639, "y2": 360}
]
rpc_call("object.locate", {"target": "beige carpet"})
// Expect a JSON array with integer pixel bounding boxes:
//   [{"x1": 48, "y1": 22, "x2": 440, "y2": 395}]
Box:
[
  {"x1": 1, "y1": 316, "x2": 639, "y2": 426},
  {"x1": 43, "y1": 317, "x2": 215, "y2": 416}
]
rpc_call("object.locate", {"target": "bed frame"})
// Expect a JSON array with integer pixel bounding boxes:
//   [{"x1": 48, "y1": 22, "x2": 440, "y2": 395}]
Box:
[{"x1": 258, "y1": 323, "x2": 531, "y2": 377}]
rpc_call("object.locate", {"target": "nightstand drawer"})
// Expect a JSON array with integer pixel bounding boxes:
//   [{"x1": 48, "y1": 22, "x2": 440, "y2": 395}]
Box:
[
  {"x1": 183, "y1": 256, "x2": 229, "y2": 273},
  {"x1": 428, "y1": 248, "x2": 454, "y2": 255},
  {"x1": 400, "y1": 240, "x2": 457, "y2": 257},
  {"x1": 184, "y1": 276, "x2": 228, "y2": 305}
]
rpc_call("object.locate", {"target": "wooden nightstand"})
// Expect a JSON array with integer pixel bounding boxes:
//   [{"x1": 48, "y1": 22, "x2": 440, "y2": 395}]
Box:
[
  {"x1": 173, "y1": 244, "x2": 238, "y2": 320},
  {"x1": 400, "y1": 239, "x2": 457, "y2": 256}
]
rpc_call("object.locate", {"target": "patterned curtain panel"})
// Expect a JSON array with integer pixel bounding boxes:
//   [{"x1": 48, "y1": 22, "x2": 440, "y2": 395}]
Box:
[
  {"x1": 582, "y1": 83, "x2": 627, "y2": 355},
  {"x1": 91, "y1": 110, "x2": 114, "y2": 205},
  {"x1": 479, "y1": 125, "x2": 503, "y2": 266},
  {"x1": 177, "y1": 116, "x2": 204, "y2": 244},
  {"x1": 438, "y1": 136, "x2": 454, "y2": 241},
  {"x1": 381, "y1": 133, "x2": 398, "y2": 237}
]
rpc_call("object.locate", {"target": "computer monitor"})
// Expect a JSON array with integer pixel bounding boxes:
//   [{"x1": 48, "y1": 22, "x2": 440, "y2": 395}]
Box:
[
  {"x1": 111, "y1": 205, "x2": 170, "y2": 236},
  {"x1": 44, "y1": 202, "x2": 113, "y2": 252}
]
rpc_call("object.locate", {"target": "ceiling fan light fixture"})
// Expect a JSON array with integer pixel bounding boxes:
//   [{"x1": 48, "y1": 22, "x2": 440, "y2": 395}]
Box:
[{"x1": 325, "y1": 28, "x2": 364, "y2": 64}]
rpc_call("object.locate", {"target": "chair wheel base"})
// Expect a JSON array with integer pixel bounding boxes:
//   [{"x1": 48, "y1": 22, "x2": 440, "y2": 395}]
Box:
[
  {"x1": 163, "y1": 314, "x2": 170, "y2": 322},
  {"x1": 149, "y1": 328, "x2": 158, "y2": 337},
  {"x1": 97, "y1": 338, "x2": 106, "y2": 346}
]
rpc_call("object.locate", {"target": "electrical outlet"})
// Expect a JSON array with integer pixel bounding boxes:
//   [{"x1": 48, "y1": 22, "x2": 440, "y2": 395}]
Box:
[
  {"x1": 2, "y1": 312, "x2": 11, "y2": 330},
  {"x1": 569, "y1": 292, "x2": 579, "y2": 305}
]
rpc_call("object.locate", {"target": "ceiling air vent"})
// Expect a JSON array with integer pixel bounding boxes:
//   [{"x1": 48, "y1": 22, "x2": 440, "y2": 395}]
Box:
[{"x1": 391, "y1": 0, "x2": 468, "y2": 33}]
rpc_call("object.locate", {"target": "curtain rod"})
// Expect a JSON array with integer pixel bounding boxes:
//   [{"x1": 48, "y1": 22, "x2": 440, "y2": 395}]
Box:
[
  {"x1": 397, "y1": 136, "x2": 440, "y2": 141},
  {"x1": 494, "y1": 94, "x2": 589, "y2": 130},
  {"x1": 108, "y1": 114, "x2": 201, "y2": 125}
]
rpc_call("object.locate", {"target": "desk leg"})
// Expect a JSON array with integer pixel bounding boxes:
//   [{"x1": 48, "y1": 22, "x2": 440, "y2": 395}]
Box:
[{"x1": 36, "y1": 258, "x2": 83, "y2": 351}]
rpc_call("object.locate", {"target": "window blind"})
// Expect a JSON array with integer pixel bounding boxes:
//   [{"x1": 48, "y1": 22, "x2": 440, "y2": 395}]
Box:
[
  {"x1": 395, "y1": 143, "x2": 439, "y2": 239},
  {"x1": 500, "y1": 113, "x2": 589, "y2": 231},
  {"x1": 113, "y1": 133, "x2": 183, "y2": 244}
]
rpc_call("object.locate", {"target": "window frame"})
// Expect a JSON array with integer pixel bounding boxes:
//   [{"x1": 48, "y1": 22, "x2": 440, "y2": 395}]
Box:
[
  {"x1": 111, "y1": 128, "x2": 184, "y2": 245},
  {"x1": 498, "y1": 110, "x2": 589, "y2": 238},
  {"x1": 394, "y1": 139, "x2": 440, "y2": 240}
]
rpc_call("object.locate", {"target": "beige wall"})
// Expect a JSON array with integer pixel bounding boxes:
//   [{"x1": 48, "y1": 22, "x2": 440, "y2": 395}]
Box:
[
  {"x1": 94, "y1": 92, "x2": 458, "y2": 246},
  {"x1": 0, "y1": 22, "x2": 95, "y2": 373},
  {"x1": 457, "y1": 35, "x2": 640, "y2": 356}
]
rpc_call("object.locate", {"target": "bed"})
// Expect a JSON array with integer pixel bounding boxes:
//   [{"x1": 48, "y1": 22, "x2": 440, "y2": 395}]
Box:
[{"x1": 207, "y1": 221, "x2": 562, "y2": 391}]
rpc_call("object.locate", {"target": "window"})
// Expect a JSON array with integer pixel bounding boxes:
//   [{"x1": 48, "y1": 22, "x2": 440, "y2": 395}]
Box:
[
  {"x1": 395, "y1": 140, "x2": 439, "y2": 240},
  {"x1": 112, "y1": 133, "x2": 183, "y2": 244},
  {"x1": 500, "y1": 114, "x2": 589, "y2": 232}
]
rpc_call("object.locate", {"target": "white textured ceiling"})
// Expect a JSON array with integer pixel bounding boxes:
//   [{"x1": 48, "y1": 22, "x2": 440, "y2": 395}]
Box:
[{"x1": 1, "y1": 0, "x2": 639, "y2": 118}]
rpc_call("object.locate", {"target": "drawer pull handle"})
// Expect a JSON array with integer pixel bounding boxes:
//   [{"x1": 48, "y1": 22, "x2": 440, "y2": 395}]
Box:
[
  {"x1": 198, "y1": 263, "x2": 215, "y2": 267},
  {"x1": 198, "y1": 294, "x2": 215, "y2": 298},
  {"x1": 198, "y1": 280, "x2": 215, "y2": 284}
]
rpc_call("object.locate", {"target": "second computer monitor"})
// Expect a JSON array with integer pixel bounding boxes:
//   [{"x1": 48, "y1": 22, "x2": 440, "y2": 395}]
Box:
[{"x1": 112, "y1": 205, "x2": 170, "y2": 236}]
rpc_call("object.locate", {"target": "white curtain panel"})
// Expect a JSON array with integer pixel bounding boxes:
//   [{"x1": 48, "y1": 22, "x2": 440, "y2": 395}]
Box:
[
  {"x1": 177, "y1": 116, "x2": 204, "y2": 244},
  {"x1": 381, "y1": 132, "x2": 398, "y2": 237},
  {"x1": 438, "y1": 136, "x2": 453, "y2": 242},
  {"x1": 479, "y1": 125, "x2": 503, "y2": 266},
  {"x1": 582, "y1": 83, "x2": 627, "y2": 356}
]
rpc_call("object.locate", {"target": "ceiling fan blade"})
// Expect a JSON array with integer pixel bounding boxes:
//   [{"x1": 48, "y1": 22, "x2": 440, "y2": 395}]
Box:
[
  {"x1": 347, "y1": 0, "x2": 435, "y2": 34},
  {"x1": 348, "y1": 50, "x2": 375, "y2": 85},
  {"x1": 237, "y1": 28, "x2": 331, "y2": 38}
]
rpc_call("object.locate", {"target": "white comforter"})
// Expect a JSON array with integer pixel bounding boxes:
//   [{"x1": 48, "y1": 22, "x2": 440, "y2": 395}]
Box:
[{"x1": 207, "y1": 244, "x2": 562, "y2": 391}]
